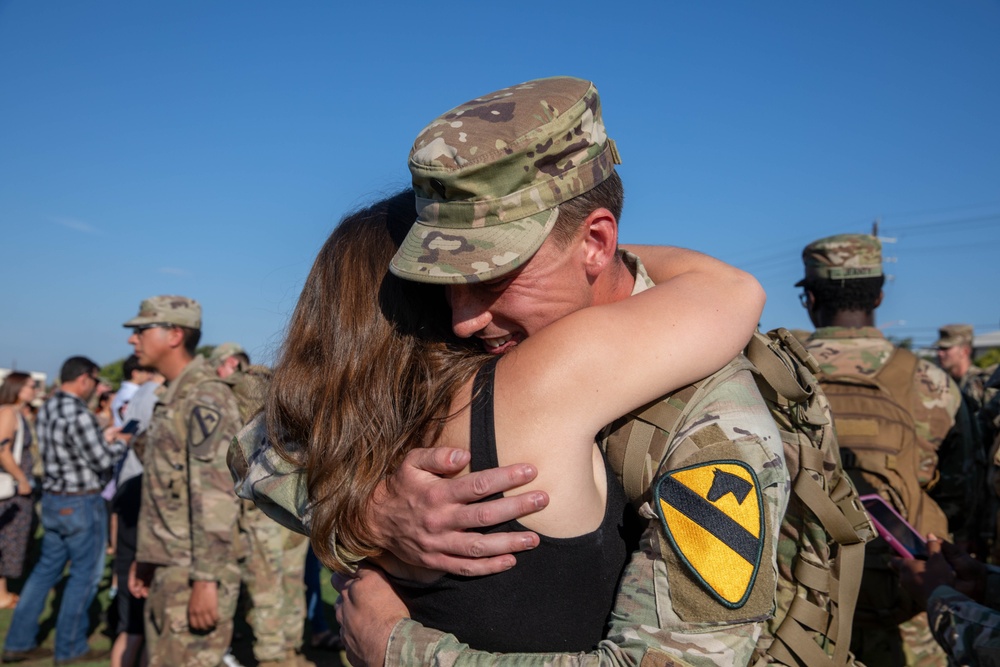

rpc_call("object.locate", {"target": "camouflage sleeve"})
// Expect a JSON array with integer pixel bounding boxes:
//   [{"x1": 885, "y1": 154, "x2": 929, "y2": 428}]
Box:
[
  {"x1": 187, "y1": 381, "x2": 243, "y2": 581},
  {"x1": 912, "y1": 360, "x2": 961, "y2": 486},
  {"x1": 386, "y1": 371, "x2": 786, "y2": 667},
  {"x1": 926, "y1": 585, "x2": 1000, "y2": 666}
]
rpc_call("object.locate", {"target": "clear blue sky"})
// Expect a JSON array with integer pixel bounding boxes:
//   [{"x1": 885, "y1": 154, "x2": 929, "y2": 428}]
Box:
[{"x1": 2, "y1": 1, "x2": 998, "y2": 380}]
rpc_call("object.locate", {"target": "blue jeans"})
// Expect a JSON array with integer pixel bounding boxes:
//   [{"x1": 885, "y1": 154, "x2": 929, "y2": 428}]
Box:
[{"x1": 3, "y1": 492, "x2": 107, "y2": 661}]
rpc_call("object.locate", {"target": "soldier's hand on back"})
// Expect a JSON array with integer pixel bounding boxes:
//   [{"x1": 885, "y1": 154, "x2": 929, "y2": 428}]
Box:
[
  {"x1": 366, "y1": 447, "x2": 549, "y2": 576},
  {"x1": 188, "y1": 579, "x2": 220, "y2": 631}
]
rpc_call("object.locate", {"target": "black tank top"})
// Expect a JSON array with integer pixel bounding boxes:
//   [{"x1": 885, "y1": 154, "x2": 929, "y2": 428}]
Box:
[{"x1": 393, "y1": 358, "x2": 639, "y2": 653}]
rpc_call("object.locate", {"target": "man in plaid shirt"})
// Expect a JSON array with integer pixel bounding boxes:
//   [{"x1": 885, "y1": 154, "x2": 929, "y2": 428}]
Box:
[{"x1": 3, "y1": 356, "x2": 127, "y2": 665}]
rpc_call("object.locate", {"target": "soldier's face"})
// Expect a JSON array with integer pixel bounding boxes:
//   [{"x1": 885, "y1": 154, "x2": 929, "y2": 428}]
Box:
[
  {"x1": 935, "y1": 345, "x2": 968, "y2": 378},
  {"x1": 128, "y1": 326, "x2": 173, "y2": 370},
  {"x1": 446, "y1": 235, "x2": 594, "y2": 355}
]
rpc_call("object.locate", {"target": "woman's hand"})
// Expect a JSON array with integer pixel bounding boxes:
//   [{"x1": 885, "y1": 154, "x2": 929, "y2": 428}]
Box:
[{"x1": 16, "y1": 478, "x2": 30, "y2": 496}]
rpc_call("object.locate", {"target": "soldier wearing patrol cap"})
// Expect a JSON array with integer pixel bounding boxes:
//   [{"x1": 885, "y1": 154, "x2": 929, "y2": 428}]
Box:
[
  {"x1": 935, "y1": 324, "x2": 991, "y2": 412},
  {"x1": 122, "y1": 296, "x2": 243, "y2": 667},
  {"x1": 210, "y1": 343, "x2": 312, "y2": 667},
  {"x1": 235, "y1": 76, "x2": 786, "y2": 666},
  {"x1": 799, "y1": 235, "x2": 977, "y2": 666}
]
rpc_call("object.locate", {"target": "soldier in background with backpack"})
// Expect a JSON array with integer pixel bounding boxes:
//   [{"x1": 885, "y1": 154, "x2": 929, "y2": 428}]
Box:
[
  {"x1": 212, "y1": 343, "x2": 312, "y2": 667},
  {"x1": 798, "y1": 234, "x2": 977, "y2": 667}
]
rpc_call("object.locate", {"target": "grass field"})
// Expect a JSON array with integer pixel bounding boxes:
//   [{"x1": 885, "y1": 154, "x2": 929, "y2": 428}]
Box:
[{"x1": 0, "y1": 529, "x2": 348, "y2": 666}]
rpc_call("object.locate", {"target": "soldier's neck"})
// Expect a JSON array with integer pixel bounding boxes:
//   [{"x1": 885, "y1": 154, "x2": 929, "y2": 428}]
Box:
[
  {"x1": 159, "y1": 353, "x2": 195, "y2": 383},
  {"x1": 815, "y1": 309, "x2": 876, "y2": 329}
]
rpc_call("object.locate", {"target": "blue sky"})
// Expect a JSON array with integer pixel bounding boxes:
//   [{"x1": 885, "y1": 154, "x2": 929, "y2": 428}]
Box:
[{"x1": 2, "y1": 1, "x2": 998, "y2": 380}]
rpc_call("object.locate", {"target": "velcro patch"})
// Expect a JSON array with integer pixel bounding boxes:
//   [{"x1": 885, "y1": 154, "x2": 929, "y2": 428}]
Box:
[
  {"x1": 188, "y1": 405, "x2": 221, "y2": 447},
  {"x1": 655, "y1": 460, "x2": 764, "y2": 608}
]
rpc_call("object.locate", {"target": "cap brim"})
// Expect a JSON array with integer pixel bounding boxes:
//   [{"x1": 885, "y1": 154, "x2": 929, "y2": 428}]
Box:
[
  {"x1": 389, "y1": 208, "x2": 558, "y2": 285},
  {"x1": 122, "y1": 315, "x2": 160, "y2": 327}
]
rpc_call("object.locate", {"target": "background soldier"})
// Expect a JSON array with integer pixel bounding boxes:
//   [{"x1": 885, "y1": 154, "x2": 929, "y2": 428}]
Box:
[
  {"x1": 123, "y1": 296, "x2": 243, "y2": 667},
  {"x1": 798, "y1": 234, "x2": 976, "y2": 666},
  {"x1": 935, "y1": 324, "x2": 991, "y2": 412},
  {"x1": 211, "y1": 342, "x2": 311, "y2": 667}
]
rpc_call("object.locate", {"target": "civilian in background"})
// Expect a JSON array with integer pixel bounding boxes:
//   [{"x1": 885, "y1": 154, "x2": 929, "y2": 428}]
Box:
[
  {"x1": 2, "y1": 357, "x2": 126, "y2": 664},
  {"x1": 0, "y1": 373, "x2": 38, "y2": 611}
]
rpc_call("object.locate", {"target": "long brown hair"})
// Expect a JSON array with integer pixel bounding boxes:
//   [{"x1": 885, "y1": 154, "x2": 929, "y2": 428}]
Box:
[
  {"x1": 0, "y1": 373, "x2": 32, "y2": 406},
  {"x1": 266, "y1": 190, "x2": 488, "y2": 570}
]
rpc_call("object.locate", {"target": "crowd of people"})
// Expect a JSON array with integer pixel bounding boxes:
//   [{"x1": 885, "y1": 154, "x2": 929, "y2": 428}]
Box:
[
  {"x1": 2, "y1": 75, "x2": 1000, "y2": 667},
  {"x1": 0, "y1": 338, "x2": 337, "y2": 666}
]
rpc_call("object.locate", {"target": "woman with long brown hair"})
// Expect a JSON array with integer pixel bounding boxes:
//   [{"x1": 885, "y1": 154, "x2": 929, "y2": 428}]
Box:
[
  {"x1": 261, "y1": 190, "x2": 765, "y2": 653},
  {"x1": 0, "y1": 372, "x2": 38, "y2": 609}
]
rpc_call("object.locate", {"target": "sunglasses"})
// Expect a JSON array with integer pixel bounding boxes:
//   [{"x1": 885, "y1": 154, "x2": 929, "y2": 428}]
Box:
[{"x1": 131, "y1": 323, "x2": 175, "y2": 335}]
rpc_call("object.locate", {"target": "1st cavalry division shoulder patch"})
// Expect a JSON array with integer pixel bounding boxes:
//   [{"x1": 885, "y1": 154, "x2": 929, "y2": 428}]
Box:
[
  {"x1": 189, "y1": 405, "x2": 221, "y2": 447},
  {"x1": 655, "y1": 460, "x2": 764, "y2": 608}
]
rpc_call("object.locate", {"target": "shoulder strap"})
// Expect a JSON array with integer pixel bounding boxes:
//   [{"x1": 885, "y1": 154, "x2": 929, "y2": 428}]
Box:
[
  {"x1": 612, "y1": 356, "x2": 752, "y2": 503},
  {"x1": 12, "y1": 413, "x2": 24, "y2": 464},
  {"x1": 872, "y1": 346, "x2": 919, "y2": 410}
]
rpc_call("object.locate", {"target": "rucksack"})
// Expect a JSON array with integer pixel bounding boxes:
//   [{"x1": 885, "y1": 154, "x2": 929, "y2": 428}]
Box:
[
  {"x1": 816, "y1": 347, "x2": 949, "y2": 538},
  {"x1": 227, "y1": 364, "x2": 272, "y2": 425},
  {"x1": 602, "y1": 328, "x2": 875, "y2": 667}
]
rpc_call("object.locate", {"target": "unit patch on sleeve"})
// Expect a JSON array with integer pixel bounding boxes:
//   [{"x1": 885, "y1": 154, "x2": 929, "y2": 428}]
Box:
[
  {"x1": 654, "y1": 460, "x2": 764, "y2": 609},
  {"x1": 188, "y1": 405, "x2": 221, "y2": 448}
]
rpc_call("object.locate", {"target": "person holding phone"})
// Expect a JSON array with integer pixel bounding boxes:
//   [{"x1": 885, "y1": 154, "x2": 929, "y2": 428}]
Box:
[{"x1": 895, "y1": 536, "x2": 1000, "y2": 666}]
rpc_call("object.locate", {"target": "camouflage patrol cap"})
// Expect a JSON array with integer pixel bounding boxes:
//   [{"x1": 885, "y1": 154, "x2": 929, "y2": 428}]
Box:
[
  {"x1": 210, "y1": 341, "x2": 245, "y2": 362},
  {"x1": 934, "y1": 324, "x2": 974, "y2": 349},
  {"x1": 122, "y1": 295, "x2": 202, "y2": 330},
  {"x1": 390, "y1": 76, "x2": 622, "y2": 284},
  {"x1": 795, "y1": 234, "x2": 882, "y2": 287}
]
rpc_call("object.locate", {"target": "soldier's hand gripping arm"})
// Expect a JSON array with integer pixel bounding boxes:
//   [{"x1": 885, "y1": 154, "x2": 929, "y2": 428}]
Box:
[{"x1": 231, "y1": 419, "x2": 550, "y2": 576}]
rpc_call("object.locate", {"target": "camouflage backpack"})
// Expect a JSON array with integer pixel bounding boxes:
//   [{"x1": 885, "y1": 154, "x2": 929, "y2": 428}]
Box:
[
  {"x1": 603, "y1": 328, "x2": 876, "y2": 667},
  {"x1": 226, "y1": 364, "x2": 272, "y2": 425},
  {"x1": 816, "y1": 347, "x2": 949, "y2": 538}
]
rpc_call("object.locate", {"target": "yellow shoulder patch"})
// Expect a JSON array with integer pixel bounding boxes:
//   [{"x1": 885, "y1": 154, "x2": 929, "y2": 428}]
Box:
[{"x1": 655, "y1": 460, "x2": 764, "y2": 608}]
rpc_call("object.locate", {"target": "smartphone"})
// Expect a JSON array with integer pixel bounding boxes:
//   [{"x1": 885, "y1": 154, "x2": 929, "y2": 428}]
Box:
[
  {"x1": 120, "y1": 419, "x2": 141, "y2": 436},
  {"x1": 860, "y1": 494, "x2": 928, "y2": 559}
]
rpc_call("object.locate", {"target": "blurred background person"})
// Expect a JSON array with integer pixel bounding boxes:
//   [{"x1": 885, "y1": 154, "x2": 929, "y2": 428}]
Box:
[{"x1": 0, "y1": 372, "x2": 38, "y2": 610}]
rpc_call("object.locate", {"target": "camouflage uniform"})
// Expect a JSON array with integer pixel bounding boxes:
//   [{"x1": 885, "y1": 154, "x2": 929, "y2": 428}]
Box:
[
  {"x1": 806, "y1": 327, "x2": 968, "y2": 667},
  {"x1": 134, "y1": 353, "x2": 243, "y2": 667},
  {"x1": 239, "y1": 499, "x2": 310, "y2": 664},
  {"x1": 934, "y1": 325, "x2": 990, "y2": 412},
  {"x1": 218, "y1": 358, "x2": 310, "y2": 666},
  {"x1": 925, "y1": 567, "x2": 1000, "y2": 666},
  {"x1": 232, "y1": 256, "x2": 789, "y2": 667},
  {"x1": 235, "y1": 76, "x2": 790, "y2": 665},
  {"x1": 384, "y1": 256, "x2": 788, "y2": 666}
]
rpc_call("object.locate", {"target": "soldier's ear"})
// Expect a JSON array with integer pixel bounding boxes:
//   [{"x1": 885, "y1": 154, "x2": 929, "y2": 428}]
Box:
[
  {"x1": 165, "y1": 326, "x2": 186, "y2": 349},
  {"x1": 580, "y1": 207, "x2": 618, "y2": 277},
  {"x1": 875, "y1": 291, "x2": 884, "y2": 309}
]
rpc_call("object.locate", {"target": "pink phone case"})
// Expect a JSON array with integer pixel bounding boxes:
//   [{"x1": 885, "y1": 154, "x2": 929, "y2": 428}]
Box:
[{"x1": 859, "y1": 493, "x2": 926, "y2": 560}]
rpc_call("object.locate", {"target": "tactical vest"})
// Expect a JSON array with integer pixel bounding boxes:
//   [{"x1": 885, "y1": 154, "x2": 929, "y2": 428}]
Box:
[
  {"x1": 817, "y1": 347, "x2": 949, "y2": 538},
  {"x1": 603, "y1": 329, "x2": 875, "y2": 667}
]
